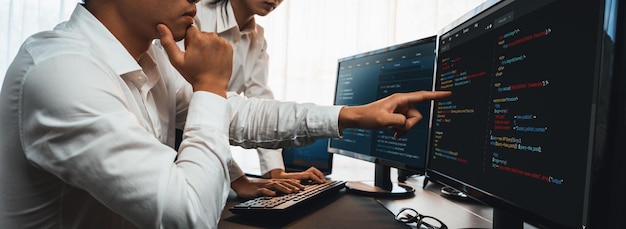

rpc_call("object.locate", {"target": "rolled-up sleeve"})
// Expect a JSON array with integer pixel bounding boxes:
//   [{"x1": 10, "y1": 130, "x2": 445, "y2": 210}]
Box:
[{"x1": 226, "y1": 93, "x2": 342, "y2": 149}]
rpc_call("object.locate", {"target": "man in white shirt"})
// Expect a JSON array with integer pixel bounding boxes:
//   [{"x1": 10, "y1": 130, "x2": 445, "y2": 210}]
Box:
[
  {"x1": 0, "y1": 0, "x2": 450, "y2": 228},
  {"x1": 195, "y1": 0, "x2": 327, "y2": 183}
]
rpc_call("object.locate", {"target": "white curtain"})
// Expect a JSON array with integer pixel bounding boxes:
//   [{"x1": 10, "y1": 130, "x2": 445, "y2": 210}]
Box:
[
  {"x1": 0, "y1": 0, "x2": 484, "y2": 103},
  {"x1": 1, "y1": 0, "x2": 77, "y2": 85},
  {"x1": 257, "y1": 0, "x2": 486, "y2": 104}
]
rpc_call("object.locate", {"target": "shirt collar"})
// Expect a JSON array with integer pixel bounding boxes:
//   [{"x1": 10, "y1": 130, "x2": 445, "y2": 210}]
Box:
[
  {"x1": 214, "y1": 1, "x2": 257, "y2": 35},
  {"x1": 65, "y1": 4, "x2": 142, "y2": 76}
]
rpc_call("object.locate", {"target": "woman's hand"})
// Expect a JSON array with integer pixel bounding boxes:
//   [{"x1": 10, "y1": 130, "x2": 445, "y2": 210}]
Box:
[{"x1": 231, "y1": 176, "x2": 305, "y2": 198}]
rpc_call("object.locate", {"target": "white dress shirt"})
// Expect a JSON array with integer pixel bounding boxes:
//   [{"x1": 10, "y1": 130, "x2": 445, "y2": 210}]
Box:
[
  {"x1": 196, "y1": 0, "x2": 284, "y2": 178},
  {"x1": 0, "y1": 4, "x2": 341, "y2": 229}
]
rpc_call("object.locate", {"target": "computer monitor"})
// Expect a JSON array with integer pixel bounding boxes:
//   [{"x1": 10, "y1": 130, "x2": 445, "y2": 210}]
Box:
[
  {"x1": 327, "y1": 35, "x2": 437, "y2": 198},
  {"x1": 427, "y1": 0, "x2": 626, "y2": 228},
  {"x1": 282, "y1": 138, "x2": 333, "y2": 176}
]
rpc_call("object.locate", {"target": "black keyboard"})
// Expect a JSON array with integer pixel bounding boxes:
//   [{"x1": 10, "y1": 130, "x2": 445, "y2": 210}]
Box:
[{"x1": 229, "y1": 180, "x2": 346, "y2": 216}]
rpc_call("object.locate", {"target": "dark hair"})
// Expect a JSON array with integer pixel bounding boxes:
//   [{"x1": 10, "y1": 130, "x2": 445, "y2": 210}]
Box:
[{"x1": 206, "y1": 0, "x2": 230, "y2": 24}]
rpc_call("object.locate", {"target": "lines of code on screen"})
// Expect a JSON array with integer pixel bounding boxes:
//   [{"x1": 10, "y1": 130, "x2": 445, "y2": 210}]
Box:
[{"x1": 429, "y1": 1, "x2": 600, "y2": 226}]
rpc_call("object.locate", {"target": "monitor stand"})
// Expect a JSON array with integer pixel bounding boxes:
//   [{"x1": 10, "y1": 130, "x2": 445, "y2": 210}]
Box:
[
  {"x1": 398, "y1": 168, "x2": 429, "y2": 188},
  {"x1": 345, "y1": 164, "x2": 415, "y2": 198}
]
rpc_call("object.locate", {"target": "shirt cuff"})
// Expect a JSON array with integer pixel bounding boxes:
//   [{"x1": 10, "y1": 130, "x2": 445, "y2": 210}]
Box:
[
  {"x1": 307, "y1": 105, "x2": 343, "y2": 138},
  {"x1": 185, "y1": 91, "x2": 229, "y2": 133},
  {"x1": 229, "y1": 160, "x2": 245, "y2": 182},
  {"x1": 257, "y1": 148, "x2": 285, "y2": 177}
]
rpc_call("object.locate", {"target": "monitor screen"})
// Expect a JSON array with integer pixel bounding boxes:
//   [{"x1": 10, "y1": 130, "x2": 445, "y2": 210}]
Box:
[
  {"x1": 328, "y1": 35, "x2": 437, "y2": 197},
  {"x1": 427, "y1": 0, "x2": 625, "y2": 228},
  {"x1": 282, "y1": 138, "x2": 333, "y2": 176}
]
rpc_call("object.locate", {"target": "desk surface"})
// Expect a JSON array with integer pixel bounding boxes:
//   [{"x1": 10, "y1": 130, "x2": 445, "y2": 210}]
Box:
[
  {"x1": 219, "y1": 165, "x2": 494, "y2": 228},
  {"x1": 379, "y1": 176, "x2": 493, "y2": 229}
]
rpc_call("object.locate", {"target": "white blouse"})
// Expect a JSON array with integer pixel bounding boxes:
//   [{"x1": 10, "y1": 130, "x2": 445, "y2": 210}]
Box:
[{"x1": 196, "y1": 0, "x2": 284, "y2": 177}]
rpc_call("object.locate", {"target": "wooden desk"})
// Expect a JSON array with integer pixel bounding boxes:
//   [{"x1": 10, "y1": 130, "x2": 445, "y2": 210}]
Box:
[{"x1": 218, "y1": 165, "x2": 494, "y2": 228}]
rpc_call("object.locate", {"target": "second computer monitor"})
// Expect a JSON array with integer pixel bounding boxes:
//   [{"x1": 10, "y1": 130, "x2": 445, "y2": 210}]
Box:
[{"x1": 328, "y1": 35, "x2": 437, "y2": 197}]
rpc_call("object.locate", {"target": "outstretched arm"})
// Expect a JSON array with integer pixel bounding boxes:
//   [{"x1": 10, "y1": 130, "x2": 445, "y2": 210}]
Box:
[
  {"x1": 227, "y1": 91, "x2": 451, "y2": 149},
  {"x1": 338, "y1": 91, "x2": 452, "y2": 138}
]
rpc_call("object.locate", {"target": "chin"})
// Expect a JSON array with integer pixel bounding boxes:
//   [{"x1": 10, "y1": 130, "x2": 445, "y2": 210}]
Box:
[
  {"x1": 173, "y1": 31, "x2": 187, "y2": 42},
  {"x1": 257, "y1": 11, "x2": 271, "y2": 16},
  {"x1": 173, "y1": 35, "x2": 185, "y2": 42}
]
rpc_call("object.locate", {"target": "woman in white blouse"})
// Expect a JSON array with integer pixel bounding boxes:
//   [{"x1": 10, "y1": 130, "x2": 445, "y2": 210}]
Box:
[{"x1": 195, "y1": 0, "x2": 329, "y2": 185}]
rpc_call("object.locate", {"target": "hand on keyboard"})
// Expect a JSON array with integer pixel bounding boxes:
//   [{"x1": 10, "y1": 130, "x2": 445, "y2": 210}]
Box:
[
  {"x1": 268, "y1": 166, "x2": 327, "y2": 184},
  {"x1": 231, "y1": 176, "x2": 305, "y2": 198},
  {"x1": 230, "y1": 180, "x2": 347, "y2": 216}
]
